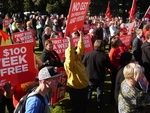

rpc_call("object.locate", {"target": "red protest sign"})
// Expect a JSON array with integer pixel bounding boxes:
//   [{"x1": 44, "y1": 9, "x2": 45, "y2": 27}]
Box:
[
  {"x1": 12, "y1": 30, "x2": 36, "y2": 46},
  {"x1": 65, "y1": 0, "x2": 91, "y2": 36},
  {"x1": 0, "y1": 43, "x2": 37, "y2": 87},
  {"x1": 51, "y1": 67, "x2": 67, "y2": 105},
  {"x1": 83, "y1": 24, "x2": 90, "y2": 34},
  {"x1": 72, "y1": 34, "x2": 93, "y2": 53},
  {"x1": 51, "y1": 34, "x2": 93, "y2": 60},
  {"x1": 51, "y1": 38, "x2": 68, "y2": 60},
  {"x1": 119, "y1": 34, "x2": 132, "y2": 50}
]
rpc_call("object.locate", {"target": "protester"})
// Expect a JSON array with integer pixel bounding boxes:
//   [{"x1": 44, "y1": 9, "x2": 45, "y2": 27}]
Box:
[
  {"x1": 94, "y1": 22, "x2": 103, "y2": 40},
  {"x1": 108, "y1": 36, "x2": 122, "y2": 104},
  {"x1": 64, "y1": 31, "x2": 89, "y2": 113},
  {"x1": 88, "y1": 29, "x2": 97, "y2": 47},
  {"x1": 13, "y1": 53, "x2": 43, "y2": 107},
  {"x1": 0, "y1": 83, "x2": 14, "y2": 113},
  {"x1": 24, "y1": 66, "x2": 62, "y2": 113},
  {"x1": 2, "y1": 13, "x2": 12, "y2": 35},
  {"x1": 42, "y1": 27, "x2": 53, "y2": 49},
  {"x1": 132, "y1": 29, "x2": 143, "y2": 65},
  {"x1": 114, "y1": 52, "x2": 134, "y2": 113},
  {"x1": 119, "y1": 23, "x2": 128, "y2": 35},
  {"x1": 83, "y1": 39, "x2": 112, "y2": 109},
  {"x1": 118, "y1": 62, "x2": 149, "y2": 113},
  {"x1": 12, "y1": 80, "x2": 39, "y2": 107},
  {"x1": 36, "y1": 19, "x2": 44, "y2": 51},
  {"x1": 12, "y1": 19, "x2": 26, "y2": 33},
  {"x1": 52, "y1": 19, "x2": 61, "y2": 33},
  {"x1": 26, "y1": 21, "x2": 33, "y2": 30},
  {"x1": 141, "y1": 31, "x2": 150, "y2": 83},
  {"x1": 109, "y1": 21, "x2": 117, "y2": 37},
  {"x1": 0, "y1": 14, "x2": 2, "y2": 30},
  {"x1": 40, "y1": 39, "x2": 63, "y2": 68}
]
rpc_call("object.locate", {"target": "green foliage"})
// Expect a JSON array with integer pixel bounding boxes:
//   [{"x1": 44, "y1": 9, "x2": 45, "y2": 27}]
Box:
[
  {"x1": 1, "y1": 0, "x2": 150, "y2": 17},
  {"x1": 24, "y1": 0, "x2": 34, "y2": 11}
]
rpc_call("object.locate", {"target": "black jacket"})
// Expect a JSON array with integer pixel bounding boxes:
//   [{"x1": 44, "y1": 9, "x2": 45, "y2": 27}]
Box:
[
  {"x1": 132, "y1": 37, "x2": 143, "y2": 65},
  {"x1": 40, "y1": 49, "x2": 63, "y2": 67},
  {"x1": 141, "y1": 41, "x2": 150, "y2": 81},
  {"x1": 83, "y1": 50, "x2": 111, "y2": 82}
]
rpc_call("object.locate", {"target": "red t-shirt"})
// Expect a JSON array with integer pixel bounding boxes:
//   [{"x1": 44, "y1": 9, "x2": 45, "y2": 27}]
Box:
[{"x1": 109, "y1": 47, "x2": 122, "y2": 69}]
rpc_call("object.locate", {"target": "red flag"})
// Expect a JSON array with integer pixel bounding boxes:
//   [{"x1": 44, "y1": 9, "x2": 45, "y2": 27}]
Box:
[
  {"x1": 0, "y1": 30, "x2": 9, "y2": 43},
  {"x1": 0, "y1": 35, "x2": 2, "y2": 45},
  {"x1": 105, "y1": 1, "x2": 111, "y2": 19},
  {"x1": 143, "y1": 6, "x2": 150, "y2": 23},
  {"x1": 129, "y1": 0, "x2": 137, "y2": 22}
]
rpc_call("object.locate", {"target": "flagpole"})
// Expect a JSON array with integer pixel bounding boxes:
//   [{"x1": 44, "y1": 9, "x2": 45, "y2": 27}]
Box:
[{"x1": 143, "y1": 6, "x2": 150, "y2": 18}]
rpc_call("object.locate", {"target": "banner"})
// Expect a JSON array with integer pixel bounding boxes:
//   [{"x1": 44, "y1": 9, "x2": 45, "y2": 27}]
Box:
[
  {"x1": 119, "y1": 34, "x2": 132, "y2": 50},
  {"x1": 0, "y1": 43, "x2": 37, "y2": 87},
  {"x1": 12, "y1": 30, "x2": 36, "y2": 46},
  {"x1": 51, "y1": 34, "x2": 93, "y2": 60},
  {"x1": 143, "y1": 6, "x2": 150, "y2": 23},
  {"x1": 51, "y1": 67, "x2": 67, "y2": 105},
  {"x1": 65, "y1": 0, "x2": 91, "y2": 36}
]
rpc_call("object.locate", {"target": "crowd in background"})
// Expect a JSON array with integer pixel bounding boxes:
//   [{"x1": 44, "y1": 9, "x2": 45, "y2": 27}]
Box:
[{"x1": 0, "y1": 11, "x2": 150, "y2": 113}]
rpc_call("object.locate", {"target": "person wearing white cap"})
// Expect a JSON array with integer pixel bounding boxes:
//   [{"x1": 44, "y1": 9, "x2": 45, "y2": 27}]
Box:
[{"x1": 24, "y1": 66, "x2": 62, "y2": 113}]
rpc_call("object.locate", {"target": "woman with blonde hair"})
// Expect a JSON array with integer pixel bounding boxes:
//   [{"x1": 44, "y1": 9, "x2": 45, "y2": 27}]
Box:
[{"x1": 118, "y1": 62, "x2": 149, "y2": 113}]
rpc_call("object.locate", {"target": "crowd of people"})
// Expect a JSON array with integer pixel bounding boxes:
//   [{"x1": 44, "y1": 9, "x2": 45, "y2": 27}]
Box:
[{"x1": 0, "y1": 11, "x2": 150, "y2": 113}]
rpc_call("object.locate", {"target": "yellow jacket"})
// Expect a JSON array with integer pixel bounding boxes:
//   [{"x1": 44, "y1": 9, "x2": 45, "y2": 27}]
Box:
[{"x1": 64, "y1": 38, "x2": 89, "y2": 89}]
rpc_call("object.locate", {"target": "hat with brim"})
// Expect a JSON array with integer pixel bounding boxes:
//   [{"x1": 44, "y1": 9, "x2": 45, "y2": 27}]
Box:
[{"x1": 38, "y1": 66, "x2": 62, "y2": 80}]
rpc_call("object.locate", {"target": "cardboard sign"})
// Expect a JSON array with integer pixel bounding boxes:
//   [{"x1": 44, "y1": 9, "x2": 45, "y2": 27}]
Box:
[
  {"x1": 65, "y1": 0, "x2": 91, "y2": 36},
  {"x1": 51, "y1": 34, "x2": 93, "y2": 60},
  {"x1": 119, "y1": 34, "x2": 132, "y2": 50},
  {"x1": 12, "y1": 30, "x2": 36, "y2": 46},
  {"x1": 0, "y1": 43, "x2": 37, "y2": 87},
  {"x1": 51, "y1": 67, "x2": 67, "y2": 105}
]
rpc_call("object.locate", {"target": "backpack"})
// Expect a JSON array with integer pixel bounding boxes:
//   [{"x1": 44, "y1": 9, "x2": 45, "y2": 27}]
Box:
[{"x1": 13, "y1": 91, "x2": 46, "y2": 113}]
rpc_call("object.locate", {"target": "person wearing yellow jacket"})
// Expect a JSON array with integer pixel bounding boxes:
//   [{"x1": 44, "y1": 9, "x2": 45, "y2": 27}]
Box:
[{"x1": 64, "y1": 31, "x2": 89, "y2": 113}]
